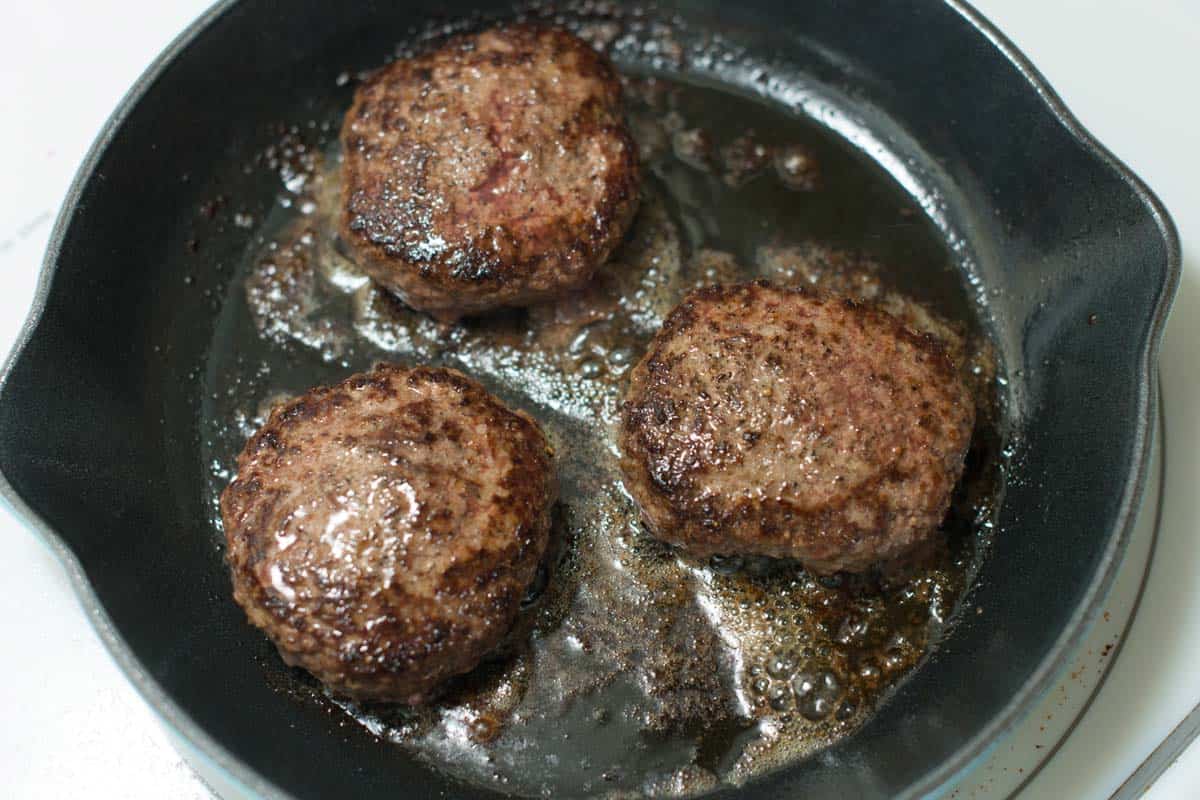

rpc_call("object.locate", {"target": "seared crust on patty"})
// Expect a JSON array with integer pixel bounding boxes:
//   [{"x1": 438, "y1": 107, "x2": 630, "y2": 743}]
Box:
[
  {"x1": 619, "y1": 282, "x2": 974, "y2": 574},
  {"x1": 220, "y1": 365, "x2": 556, "y2": 703},
  {"x1": 339, "y1": 24, "x2": 640, "y2": 320}
]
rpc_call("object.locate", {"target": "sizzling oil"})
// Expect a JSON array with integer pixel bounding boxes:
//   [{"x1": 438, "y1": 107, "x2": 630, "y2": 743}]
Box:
[{"x1": 200, "y1": 38, "x2": 1001, "y2": 800}]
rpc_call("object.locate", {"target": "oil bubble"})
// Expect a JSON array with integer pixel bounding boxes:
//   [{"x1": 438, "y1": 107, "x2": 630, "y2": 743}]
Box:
[
  {"x1": 767, "y1": 654, "x2": 796, "y2": 679},
  {"x1": 769, "y1": 686, "x2": 793, "y2": 712}
]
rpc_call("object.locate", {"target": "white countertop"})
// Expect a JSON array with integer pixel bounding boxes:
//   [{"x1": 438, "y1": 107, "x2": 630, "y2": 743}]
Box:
[{"x1": 1, "y1": 1, "x2": 1197, "y2": 797}]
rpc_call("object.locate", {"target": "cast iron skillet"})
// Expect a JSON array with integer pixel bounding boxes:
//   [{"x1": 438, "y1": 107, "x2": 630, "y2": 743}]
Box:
[{"x1": 0, "y1": 1, "x2": 1179, "y2": 797}]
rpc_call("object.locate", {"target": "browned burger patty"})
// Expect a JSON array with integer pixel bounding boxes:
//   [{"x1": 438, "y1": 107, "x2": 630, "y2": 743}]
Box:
[
  {"x1": 220, "y1": 365, "x2": 556, "y2": 703},
  {"x1": 339, "y1": 24, "x2": 641, "y2": 320},
  {"x1": 619, "y1": 282, "x2": 974, "y2": 574}
]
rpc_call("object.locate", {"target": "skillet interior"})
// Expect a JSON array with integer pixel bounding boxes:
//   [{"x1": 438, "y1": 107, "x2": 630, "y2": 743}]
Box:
[{"x1": 0, "y1": 1, "x2": 1178, "y2": 798}]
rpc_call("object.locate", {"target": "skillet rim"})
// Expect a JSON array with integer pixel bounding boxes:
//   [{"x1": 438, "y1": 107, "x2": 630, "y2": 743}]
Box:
[{"x1": 0, "y1": 1, "x2": 1181, "y2": 798}]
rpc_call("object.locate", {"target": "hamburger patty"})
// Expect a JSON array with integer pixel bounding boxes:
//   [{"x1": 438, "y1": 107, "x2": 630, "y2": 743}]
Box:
[
  {"x1": 220, "y1": 365, "x2": 556, "y2": 703},
  {"x1": 339, "y1": 24, "x2": 641, "y2": 320},
  {"x1": 619, "y1": 282, "x2": 975, "y2": 574}
]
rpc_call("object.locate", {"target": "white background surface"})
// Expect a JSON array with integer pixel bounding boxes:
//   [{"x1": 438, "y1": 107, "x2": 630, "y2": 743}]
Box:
[{"x1": 1, "y1": 1, "x2": 1197, "y2": 798}]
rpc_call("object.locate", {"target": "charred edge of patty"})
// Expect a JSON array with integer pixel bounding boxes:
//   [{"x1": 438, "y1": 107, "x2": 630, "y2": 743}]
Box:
[{"x1": 655, "y1": 282, "x2": 961, "y2": 381}]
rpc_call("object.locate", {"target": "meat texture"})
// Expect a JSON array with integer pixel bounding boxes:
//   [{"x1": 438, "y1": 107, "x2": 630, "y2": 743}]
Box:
[
  {"x1": 619, "y1": 282, "x2": 974, "y2": 574},
  {"x1": 340, "y1": 24, "x2": 640, "y2": 320},
  {"x1": 221, "y1": 364, "x2": 556, "y2": 703}
]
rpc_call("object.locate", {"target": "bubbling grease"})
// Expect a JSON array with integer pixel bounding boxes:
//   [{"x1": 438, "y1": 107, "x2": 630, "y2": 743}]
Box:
[{"x1": 201, "y1": 12, "x2": 1002, "y2": 798}]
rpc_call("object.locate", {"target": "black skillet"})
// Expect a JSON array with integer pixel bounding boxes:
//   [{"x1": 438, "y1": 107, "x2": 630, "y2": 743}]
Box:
[{"x1": 0, "y1": 1, "x2": 1179, "y2": 798}]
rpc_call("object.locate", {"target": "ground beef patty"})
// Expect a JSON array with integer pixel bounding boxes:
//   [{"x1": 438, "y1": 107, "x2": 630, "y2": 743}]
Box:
[
  {"x1": 339, "y1": 24, "x2": 640, "y2": 320},
  {"x1": 220, "y1": 365, "x2": 556, "y2": 703},
  {"x1": 619, "y1": 282, "x2": 974, "y2": 574}
]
